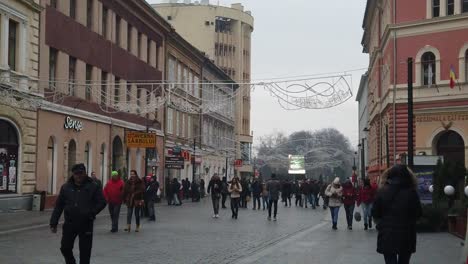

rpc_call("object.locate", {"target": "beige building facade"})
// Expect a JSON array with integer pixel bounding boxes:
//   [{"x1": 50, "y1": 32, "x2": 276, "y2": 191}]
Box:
[
  {"x1": 0, "y1": 0, "x2": 41, "y2": 210},
  {"x1": 153, "y1": 1, "x2": 254, "y2": 178}
]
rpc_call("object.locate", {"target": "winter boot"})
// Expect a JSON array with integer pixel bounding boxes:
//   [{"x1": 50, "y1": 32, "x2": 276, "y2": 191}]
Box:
[
  {"x1": 364, "y1": 224, "x2": 368, "y2": 230},
  {"x1": 135, "y1": 225, "x2": 140, "y2": 232},
  {"x1": 369, "y1": 219, "x2": 373, "y2": 229},
  {"x1": 124, "y1": 225, "x2": 131, "y2": 232},
  {"x1": 332, "y1": 223, "x2": 337, "y2": 230}
]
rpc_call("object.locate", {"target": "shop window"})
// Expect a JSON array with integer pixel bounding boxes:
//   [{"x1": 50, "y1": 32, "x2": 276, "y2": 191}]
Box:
[
  {"x1": 100, "y1": 143, "x2": 107, "y2": 182},
  {"x1": 0, "y1": 120, "x2": 19, "y2": 193},
  {"x1": 422, "y1": 52, "x2": 436, "y2": 86},
  {"x1": 8, "y1": 20, "x2": 18, "y2": 71},
  {"x1": 68, "y1": 140, "x2": 77, "y2": 176},
  {"x1": 47, "y1": 137, "x2": 56, "y2": 195}
]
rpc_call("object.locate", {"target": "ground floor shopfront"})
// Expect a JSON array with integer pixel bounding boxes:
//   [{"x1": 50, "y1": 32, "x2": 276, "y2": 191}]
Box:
[
  {"x1": 0, "y1": 103, "x2": 37, "y2": 211},
  {"x1": 36, "y1": 108, "x2": 164, "y2": 209}
]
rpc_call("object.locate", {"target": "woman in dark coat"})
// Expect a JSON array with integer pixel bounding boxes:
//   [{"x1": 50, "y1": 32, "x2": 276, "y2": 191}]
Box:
[{"x1": 372, "y1": 165, "x2": 422, "y2": 264}]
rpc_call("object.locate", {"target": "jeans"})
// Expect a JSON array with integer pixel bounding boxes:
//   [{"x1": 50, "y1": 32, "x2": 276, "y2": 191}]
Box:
[
  {"x1": 302, "y1": 194, "x2": 308, "y2": 207},
  {"x1": 262, "y1": 196, "x2": 269, "y2": 209},
  {"x1": 383, "y1": 253, "x2": 412, "y2": 264},
  {"x1": 60, "y1": 221, "x2": 93, "y2": 264},
  {"x1": 108, "y1": 203, "x2": 121, "y2": 231},
  {"x1": 268, "y1": 199, "x2": 278, "y2": 218},
  {"x1": 231, "y1": 197, "x2": 240, "y2": 217},
  {"x1": 344, "y1": 204, "x2": 355, "y2": 227},
  {"x1": 362, "y1": 203, "x2": 373, "y2": 225},
  {"x1": 252, "y1": 196, "x2": 261, "y2": 209},
  {"x1": 147, "y1": 200, "x2": 155, "y2": 219},
  {"x1": 295, "y1": 195, "x2": 302, "y2": 206},
  {"x1": 284, "y1": 195, "x2": 291, "y2": 206},
  {"x1": 212, "y1": 196, "x2": 220, "y2": 215},
  {"x1": 308, "y1": 194, "x2": 315, "y2": 208},
  {"x1": 127, "y1": 207, "x2": 141, "y2": 226},
  {"x1": 329, "y1": 206, "x2": 340, "y2": 225},
  {"x1": 315, "y1": 194, "x2": 320, "y2": 207}
]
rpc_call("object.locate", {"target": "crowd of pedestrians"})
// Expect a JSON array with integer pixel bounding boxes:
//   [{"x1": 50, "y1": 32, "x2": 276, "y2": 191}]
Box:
[{"x1": 49, "y1": 162, "x2": 421, "y2": 264}]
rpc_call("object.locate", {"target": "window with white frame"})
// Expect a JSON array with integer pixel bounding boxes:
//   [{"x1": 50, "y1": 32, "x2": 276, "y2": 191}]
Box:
[
  {"x1": 167, "y1": 108, "x2": 173, "y2": 134},
  {"x1": 188, "y1": 71, "x2": 193, "y2": 95},
  {"x1": 447, "y1": 0, "x2": 455, "y2": 15},
  {"x1": 433, "y1": 0, "x2": 440, "y2": 17},
  {"x1": 8, "y1": 20, "x2": 18, "y2": 71},
  {"x1": 194, "y1": 76, "x2": 200, "y2": 97},
  {"x1": 177, "y1": 63, "x2": 182, "y2": 85},
  {"x1": 188, "y1": 116, "x2": 192, "y2": 139},
  {"x1": 183, "y1": 67, "x2": 188, "y2": 91},
  {"x1": 168, "y1": 56, "x2": 176, "y2": 83},
  {"x1": 422, "y1": 52, "x2": 436, "y2": 86}
]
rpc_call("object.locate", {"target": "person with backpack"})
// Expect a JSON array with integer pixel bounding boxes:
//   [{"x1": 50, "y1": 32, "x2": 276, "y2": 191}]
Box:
[
  {"x1": 251, "y1": 178, "x2": 262, "y2": 210},
  {"x1": 221, "y1": 177, "x2": 229, "y2": 208},
  {"x1": 357, "y1": 178, "x2": 377, "y2": 230},
  {"x1": 207, "y1": 174, "x2": 222, "y2": 218},
  {"x1": 372, "y1": 165, "x2": 422, "y2": 264},
  {"x1": 103, "y1": 170, "x2": 124, "y2": 232},
  {"x1": 342, "y1": 179, "x2": 357, "y2": 230},
  {"x1": 325, "y1": 177, "x2": 343, "y2": 230}
]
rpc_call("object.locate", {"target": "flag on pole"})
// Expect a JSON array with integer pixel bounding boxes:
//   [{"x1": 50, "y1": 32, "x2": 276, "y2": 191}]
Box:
[{"x1": 449, "y1": 65, "x2": 456, "y2": 89}]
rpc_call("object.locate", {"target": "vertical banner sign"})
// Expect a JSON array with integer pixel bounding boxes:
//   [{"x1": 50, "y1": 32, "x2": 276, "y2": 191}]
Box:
[
  {"x1": 126, "y1": 132, "x2": 157, "y2": 148},
  {"x1": 288, "y1": 155, "x2": 305, "y2": 174}
]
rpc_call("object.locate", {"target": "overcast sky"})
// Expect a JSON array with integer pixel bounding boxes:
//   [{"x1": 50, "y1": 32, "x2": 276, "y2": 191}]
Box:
[{"x1": 149, "y1": 0, "x2": 368, "y2": 148}]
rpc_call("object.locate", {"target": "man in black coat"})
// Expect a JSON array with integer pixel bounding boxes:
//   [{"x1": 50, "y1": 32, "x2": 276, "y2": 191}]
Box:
[
  {"x1": 251, "y1": 178, "x2": 262, "y2": 210},
  {"x1": 50, "y1": 163, "x2": 107, "y2": 264}
]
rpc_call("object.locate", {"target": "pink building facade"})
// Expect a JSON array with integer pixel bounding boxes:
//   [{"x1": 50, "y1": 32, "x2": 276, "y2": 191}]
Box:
[{"x1": 362, "y1": 0, "x2": 468, "y2": 181}]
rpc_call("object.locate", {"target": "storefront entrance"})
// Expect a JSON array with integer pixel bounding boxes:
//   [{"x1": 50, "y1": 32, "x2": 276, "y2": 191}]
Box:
[
  {"x1": 0, "y1": 120, "x2": 19, "y2": 193},
  {"x1": 436, "y1": 130, "x2": 465, "y2": 164}
]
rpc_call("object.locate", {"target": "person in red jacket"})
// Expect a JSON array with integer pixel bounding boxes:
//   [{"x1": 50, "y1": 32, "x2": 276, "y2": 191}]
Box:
[
  {"x1": 342, "y1": 179, "x2": 357, "y2": 230},
  {"x1": 357, "y1": 178, "x2": 376, "y2": 230},
  {"x1": 103, "y1": 171, "x2": 124, "y2": 233}
]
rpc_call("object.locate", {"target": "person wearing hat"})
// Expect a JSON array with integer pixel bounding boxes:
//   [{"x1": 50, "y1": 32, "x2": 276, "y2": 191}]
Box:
[
  {"x1": 103, "y1": 171, "x2": 124, "y2": 232},
  {"x1": 325, "y1": 177, "x2": 343, "y2": 230},
  {"x1": 50, "y1": 163, "x2": 107, "y2": 264}
]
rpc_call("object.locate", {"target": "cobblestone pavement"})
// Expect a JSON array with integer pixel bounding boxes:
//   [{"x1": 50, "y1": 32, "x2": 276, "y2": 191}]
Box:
[{"x1": 0, "y1": 199, "x2": 463, "y2": 264}]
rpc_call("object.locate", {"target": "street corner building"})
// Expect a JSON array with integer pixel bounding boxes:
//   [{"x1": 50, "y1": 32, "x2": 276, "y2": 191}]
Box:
[
  {"x1": 360, "y1": 0, "x2": 468, "y2": 182},
  {"x1": 32, "y1": 0, "x2": 169, "y2": 210},
  {"x1": 0, "y1": 0, "x2": 42, "y2": 210}
]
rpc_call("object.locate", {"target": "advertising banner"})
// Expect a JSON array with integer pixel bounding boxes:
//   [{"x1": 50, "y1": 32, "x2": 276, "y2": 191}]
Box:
[
  {"x1": 288, "y1": 155, "x2": 305, "y2": 174},
  {"x1": 165, "y1": 157, "x2": 185, "y2": 169},
  {"x1": 126, "y1": 132, "x2": 156, "y2": 148}
]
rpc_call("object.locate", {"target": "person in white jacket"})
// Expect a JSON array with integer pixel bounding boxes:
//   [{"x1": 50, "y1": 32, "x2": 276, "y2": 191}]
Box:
[
  {"x1": 325, "y1": 177, "x2": 343, "y2": 230},
  {"x1": 229, "y1": 177, "x2": 243, "y2": 219}
]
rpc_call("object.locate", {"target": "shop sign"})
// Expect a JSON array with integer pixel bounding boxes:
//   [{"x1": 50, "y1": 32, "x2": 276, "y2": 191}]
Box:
[
  {"x1": 182, "y1": 150, "x2": 191, "y2": 161},
  {"x1": 126, "y1": 132, "x2": 156, "y2": 148},
  {"x1": 165, "y1": 157, "x2": 185, "y2": 169},
  {"x1": 194, "y1": 156, "x2": 202, "y2": 164},
  {"x1": 234, "y1": 159, "x2": 243, "y2": 167},
  {"x1": 172, "y1": 146, "x2": 182, "y2": 156},
  {"x1": 416, "y1": 112, "x2": 468, "y2": 122},
  {"x1": 64, "y1": 116, "x2": 83, "y2": 131}
]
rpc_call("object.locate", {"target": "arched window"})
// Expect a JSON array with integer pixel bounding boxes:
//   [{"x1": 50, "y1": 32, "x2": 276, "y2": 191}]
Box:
[
  {"x1": 112, "y1": 136, "x2": 123, "y2": 172},
  {"x1": 68, "y1": 140, "x2": 77, "y2": 176},
  {"x1": 100, "y1": 143, "x2": 107, "y2": 183},
  {"x1": 422, "y1": 52, "x2": 436, "y2": 86},
  {"x1": 47, "y1": 137, "x2": 56, "y2": 194},
  {"x1": 0, "y1": 120, "x2": 19, "y2": 193},
  {"x1": 84, "y1": 142, "x2": 92, "y2": 173}
]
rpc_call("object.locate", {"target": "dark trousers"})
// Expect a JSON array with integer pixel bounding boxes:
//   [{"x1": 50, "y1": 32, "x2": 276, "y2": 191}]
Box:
[
  {"x1": 284, "y1": 195, "x2": 291, "y2": 206},
  {"x1": 252, "y1": 196, "x2": 261, "y2": 209},
  {"x1": 221, "y1": 193, "x2": 228, "y2": 208},
  {"x1": 383, "y1": 253, "x2": 411, "y2": 264},
  {"x1": 295, "y1": 195, "x2": 302, "y2": 206},
  {"x1": 268, "y1": 199, "x2": 278, "y2": 218},
  {"x1": 262, "y1": 196, "x2": 269, "y2": 209},
  {"x1": 127, "y1": 207, "x2": 141, "y2": 226},
  {"x1": 344, "y1": 204, "x2": 355, "y2": 227},
  {"x1": 315, "y1": 195, "x2": 320, "y2": 207},
  {"x1": 147, "y1": 200, "x2": 155, "y2": 220},
  {"x1": 231, "y1": 197, "x2": 240, "y2": 217},
  {"x1": 60, "y1": 222, "x2": 93, "y2": 264},
  {"x1": 212, "y1": 196, "x2": 220, "y2": 215},
  {"x1": 108, "y1": 203, "x2": 121, "y2": 230}
]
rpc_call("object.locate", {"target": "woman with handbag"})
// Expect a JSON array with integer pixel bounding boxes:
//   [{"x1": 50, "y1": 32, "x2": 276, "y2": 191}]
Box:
[
  {"x1": 207, "y1": 174, "x2": 222, "y2": 218},
  {"x1": 325, "y1": 177, "x2": 343, "y2": 230},
  {"x1": 122, "y1": 170, "x2": 145, "y2": 232}
]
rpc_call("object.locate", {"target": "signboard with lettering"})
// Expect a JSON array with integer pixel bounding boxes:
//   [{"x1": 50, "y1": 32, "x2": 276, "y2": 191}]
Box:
[
  {"x1": 234, "y1": 159, "x2": 243, "y2": 167},
  {"x1": 416, "y1": 112, "x2": 468, "y2": 122},
  {"x1": 126, "y1": 132, "x2": 156, "y2": 148},
  {"x1": 64, "y1": 116, "x2": 83, "y2": 131},
  {"x1": 165, "y1": 157, "x2": 185, "y2": 169}
]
